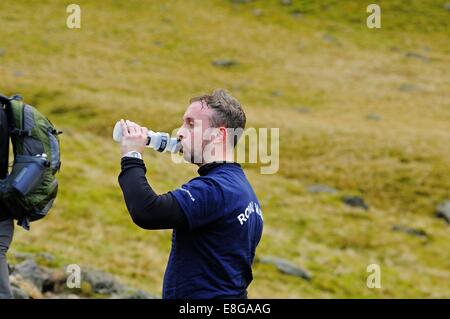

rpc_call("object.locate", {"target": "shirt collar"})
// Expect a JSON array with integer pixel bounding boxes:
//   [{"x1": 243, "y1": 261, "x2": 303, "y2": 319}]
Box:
[{"x1": 197, "y1": 161, "x2": 241, "y2": 176}]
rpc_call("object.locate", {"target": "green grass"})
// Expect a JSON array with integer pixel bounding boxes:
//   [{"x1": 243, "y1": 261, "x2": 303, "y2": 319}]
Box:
[{"x1": 1, "y1": 0, "x2": 449, "y2": 298}]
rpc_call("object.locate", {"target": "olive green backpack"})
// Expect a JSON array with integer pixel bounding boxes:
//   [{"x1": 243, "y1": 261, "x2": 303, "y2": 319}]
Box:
[{"x1": 0, "y1": 94, "x2": 62, "y2": 230}]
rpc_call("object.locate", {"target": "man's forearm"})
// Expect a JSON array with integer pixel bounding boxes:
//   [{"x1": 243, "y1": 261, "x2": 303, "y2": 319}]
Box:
[{"x1": 118, "y1": 157, "x2": 187, "y2": 230}]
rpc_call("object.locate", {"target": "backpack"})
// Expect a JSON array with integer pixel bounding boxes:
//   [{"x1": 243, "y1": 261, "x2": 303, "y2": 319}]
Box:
[
  {"x1": 0, "y1": 94, "x2": 62, "y2": 230},
  {"x1": 0, "y1": 105, "x2": 9, "y2": 220}
]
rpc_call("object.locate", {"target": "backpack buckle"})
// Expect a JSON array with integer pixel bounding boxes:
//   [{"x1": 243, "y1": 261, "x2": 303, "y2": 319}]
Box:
[
  {"x1": 10, "y1": 128, "x2": 32, "y2": 137},
  {"x1": 11, "y1": 94, "x2": 23, "y2": 101},
  {"x1": 50, "y1": 128, "x2": 63, "y2": 135}
]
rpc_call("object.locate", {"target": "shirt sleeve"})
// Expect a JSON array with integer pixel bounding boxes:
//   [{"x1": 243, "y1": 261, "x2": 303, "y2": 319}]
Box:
[
  {"x1": 170, "y1": 177, "x2": 224, "y2": 231},
  {"x1": 118, "y1": 157, "x2": 188, "y2": 230}
]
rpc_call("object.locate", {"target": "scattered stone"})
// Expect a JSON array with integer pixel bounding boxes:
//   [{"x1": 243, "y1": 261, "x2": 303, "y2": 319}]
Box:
[
  {"x1": 366, "y1": 113, "x2": 382, "y2": 121},
  {"x1": 307, "y1": 184, "x2": 337, "y2": 194},
  {"x1": 435, "y1": 201, "x2": 450, "y2": 224},
  {"x1": 399, "y1": 83, "x2": 420, "y2": 92},
  {"x1": 212, "y1": 59, "x2": 239, "y2": 67},
  {"x1": 9, "y1": 274, "x2": 44, "y2": 299},
  {"x1": 129, "y1": 58, "x2": 141, "y2": 65},
  {"x1": 342, "y1": 196, "x2": 369, "y2": 210},
  {"x1": 295, "y1": 107, "x2": 310, "y2": 113},
  {"x1": 36, "y1": 252, "x2": 56, "y2": 264},
  {"x1": 252, "y1": 8, "x2": 263, "y2": 17},
  {"x1": 280, "y1": 0, "x2": 292, "y2": 5},
  {"x1": 8, "y1": 252, "x2": 158, "y2": 299},
  {"x1": 13, "y1": 259, "x2": 51, "y2": 291},
  {"x1": 290, "y1": 9, "x2": 303, "y2": 18},
  {"x1": 0, "y1": 48, "x2": 4, "y2": 57},
  {"x1": 258, "y1": 256, "x2": 312, "y2": 280},
  {"x1": 392, "y1": 225, "x2": 428, "y2": 238},
  {"x1": 444, "y1": 3, "x2": 450, "y2": 11},
  {"x1": 11, "y1": 286, "x2": 29, "y2": 299},
  {"x1": 10, "y1": 251, "x2": 35, "y2": 261},
  {"x1": 161, "y1": 17, "x2": 172, "y2": 24},
  {"x1": 323, "y1": 34, "x2": 340, "y2": 46},
  {"x1": 82, "y1": 268, "x2": 125, "y2": 295},
  {"x1": 14, "y1": 70, "x2": 24, "y2": 77},
  {"x1": 38, "y1": 252, "x2": 55, "y2": 261},
  {"x1": 43, "y1": 269, "x2": 69, "y2": 293},
  {"x1": 271, "y1": 90, "x2": 282, "y2": 97},
  {"x1": 323, "y1": 34, "x2": 334, "y2": 42},
  {"x1": 405, "y1": 51, "x2": 429, "y2": 63}
]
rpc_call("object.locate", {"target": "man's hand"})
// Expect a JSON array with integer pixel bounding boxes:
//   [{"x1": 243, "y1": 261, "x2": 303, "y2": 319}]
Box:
[{"x1": 120, "y1": 119, "x2": 148, "y2": 157}]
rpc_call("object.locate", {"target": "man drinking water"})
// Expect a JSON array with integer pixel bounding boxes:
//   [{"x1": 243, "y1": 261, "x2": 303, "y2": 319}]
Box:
[{"x1": 118, "y1": 89, "x2": 263, "y2": 299}]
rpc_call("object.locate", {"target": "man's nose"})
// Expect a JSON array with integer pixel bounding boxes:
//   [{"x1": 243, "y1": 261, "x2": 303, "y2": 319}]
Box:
[{"x1": 176, "y1": 127, "x2": 184, "y2": 140}]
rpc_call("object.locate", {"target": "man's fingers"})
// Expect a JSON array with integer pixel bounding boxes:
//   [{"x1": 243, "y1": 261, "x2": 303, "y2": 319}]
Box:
[
  {"x1": 126, "y1": 120, "x2": 139, "y2": 127},
  {"x1": 120, "y1": 119, "x2": 130, "y2": 137},
  {"x1": 126, "y1": 120, "x2": 141, "y2": 135},
  {"x1": 126, "y1": 120, "x2": 136, "y2": 134},
  {"x1": 122, "y1": 119, "x2": 147, "y2": 138}
]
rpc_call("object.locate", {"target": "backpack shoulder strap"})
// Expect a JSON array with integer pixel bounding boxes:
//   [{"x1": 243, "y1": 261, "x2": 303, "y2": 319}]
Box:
[
  {"x1": 0, "y1": 105, "x2": 9, "y2": 179},
  {"x1": 5, "y1": 95, "x2": 30, "y2": 135},
  {"x1": 0, "y1": 94, "x2": 10, "y2": 105}
]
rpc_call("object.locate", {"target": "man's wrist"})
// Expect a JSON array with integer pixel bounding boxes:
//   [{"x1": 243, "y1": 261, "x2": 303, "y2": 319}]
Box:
[{"x1": 122, "y1": 150, "x2": 143, "y2": 160}]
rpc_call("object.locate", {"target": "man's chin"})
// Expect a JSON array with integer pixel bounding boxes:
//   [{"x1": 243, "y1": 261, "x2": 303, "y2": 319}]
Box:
[
  {"x1": 181, "y1": 151, "x2": 194, "y2": 164},
  {"x1": 183, "y1": 151, "x2": 204, "y2": 165}
]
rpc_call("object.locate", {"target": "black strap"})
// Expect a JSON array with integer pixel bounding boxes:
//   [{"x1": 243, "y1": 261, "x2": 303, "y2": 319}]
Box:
[
  {"x1": 0, "y1": 108, "x2": 9, "y2": 180},
  {"x1": 0, "y1": 94, "x2": 10, "y2": 105},
  {"x1": 18, "y1": 216, "x2": 30, "y2": 231}
]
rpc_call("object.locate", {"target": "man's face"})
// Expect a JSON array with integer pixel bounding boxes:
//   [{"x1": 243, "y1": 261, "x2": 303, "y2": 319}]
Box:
[{"x1": 177, "y1": 101, "x2": 216, "y2": 164}]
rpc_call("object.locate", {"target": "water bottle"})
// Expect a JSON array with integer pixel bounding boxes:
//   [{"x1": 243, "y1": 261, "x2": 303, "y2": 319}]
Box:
[
  {"x1": 112, "y1": 121, "x2": 182, "y2": 154},
  {"x1": 11, "y1": 154, "x2": 47, "y2": 196}
]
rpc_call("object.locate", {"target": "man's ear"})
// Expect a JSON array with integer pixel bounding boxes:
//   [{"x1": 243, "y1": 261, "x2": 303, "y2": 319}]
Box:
[{"x1": 213, "y1": 126, "x2": 227, "y2": 144}]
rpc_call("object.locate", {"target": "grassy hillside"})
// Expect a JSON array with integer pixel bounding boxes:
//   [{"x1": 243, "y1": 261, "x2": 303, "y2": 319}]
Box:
[{"x1": 1, "y1": 0, "x2": 449, "y2": 298}]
